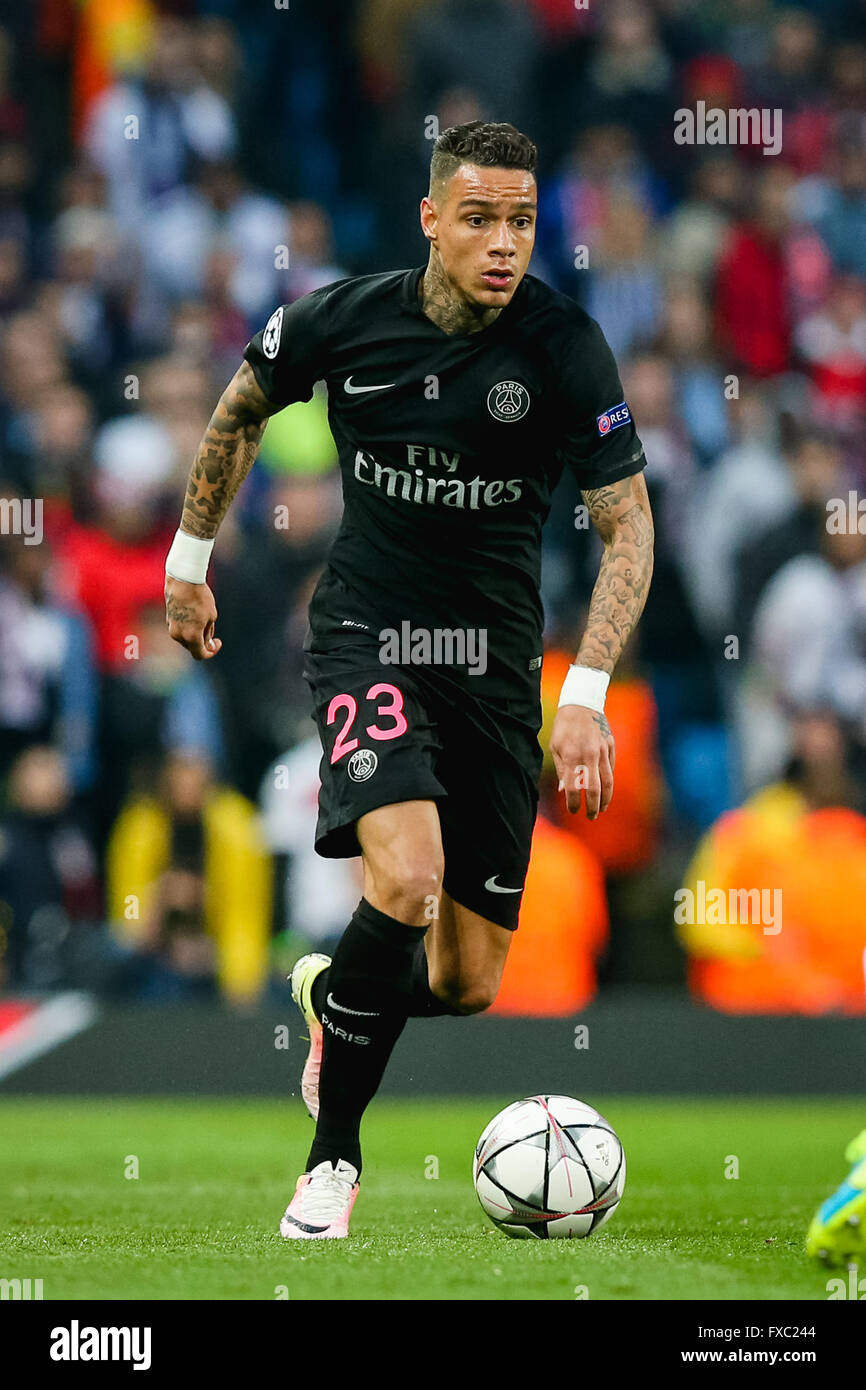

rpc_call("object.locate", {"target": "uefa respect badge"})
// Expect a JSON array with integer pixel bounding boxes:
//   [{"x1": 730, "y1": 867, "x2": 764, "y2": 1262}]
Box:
[{"x1": 596, "y1": 401, "x2": 631, "y2": 435}]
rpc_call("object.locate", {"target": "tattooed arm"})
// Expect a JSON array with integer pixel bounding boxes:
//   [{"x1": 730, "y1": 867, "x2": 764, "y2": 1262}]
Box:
[
  {"x1": 549, "y1": 472, "x2": 654, "y2": 818},
  {"x1": 165, "y1": 362, "x2": 279, "y2": 660},
  {"x1": 577, "y1": 472, "x2": 654, "y2": 673}
]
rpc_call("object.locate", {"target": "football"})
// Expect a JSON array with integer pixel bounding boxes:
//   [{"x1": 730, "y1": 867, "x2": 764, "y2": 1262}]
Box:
[{"x1": 473, "y1": 1095, "x2": 626, "y2": 1239}]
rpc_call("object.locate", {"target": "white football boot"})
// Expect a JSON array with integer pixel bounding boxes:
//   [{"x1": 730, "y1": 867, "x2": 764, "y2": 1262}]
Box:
[{"x1": 279, "y1": 1159, "x2": 360, "y2": 1240}]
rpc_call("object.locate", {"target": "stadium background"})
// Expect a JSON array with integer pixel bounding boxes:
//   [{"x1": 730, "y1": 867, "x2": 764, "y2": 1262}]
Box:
[{"x1": 1, "y1": 0, "x2": 866, "y2": 1090}]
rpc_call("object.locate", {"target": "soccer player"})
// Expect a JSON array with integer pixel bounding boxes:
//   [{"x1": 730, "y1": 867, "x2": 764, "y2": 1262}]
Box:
[{"x1": 164, "y1": 122, "x2": 654, "y2": 1239}]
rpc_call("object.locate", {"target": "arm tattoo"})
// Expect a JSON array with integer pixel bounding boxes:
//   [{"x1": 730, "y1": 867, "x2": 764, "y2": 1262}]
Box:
[
  {"x1": 576, "y1": 473, "x2": 654, "y2": 675},
  {"x1": 180, "y1": 361, "x2": 277, "y2": 540}
]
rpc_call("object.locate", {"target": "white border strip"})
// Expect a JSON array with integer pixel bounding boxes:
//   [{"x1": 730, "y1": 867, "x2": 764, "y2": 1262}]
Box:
[{"x1": 0, "y1": 992, "x2": 98, "y2": 1081}]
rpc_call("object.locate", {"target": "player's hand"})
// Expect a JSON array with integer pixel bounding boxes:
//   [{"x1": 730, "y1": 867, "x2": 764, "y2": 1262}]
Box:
[
  {"x1": 165, "y1": 576, "x2": 223, "y2": 661},
  {"x1": 550, "y1": 705, "x2": 615, "y2": 820}
]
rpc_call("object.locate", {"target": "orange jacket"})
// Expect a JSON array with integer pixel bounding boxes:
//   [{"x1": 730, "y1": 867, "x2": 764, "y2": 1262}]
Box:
[
  {"x1": 541, "y1": 648, "x2": 663, "y2": 873},
  {"x1": 680, "y1": 784, "x2": 866, "y2": 1014},
  {"x1": 492, "y1": 814, "x2": 608, "y2": 1016}
]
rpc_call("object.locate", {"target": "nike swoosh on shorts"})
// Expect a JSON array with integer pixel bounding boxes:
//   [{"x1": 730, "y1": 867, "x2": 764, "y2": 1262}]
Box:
[{"x1": 484, "y1": 876, "x2": 522, "y2": 894}]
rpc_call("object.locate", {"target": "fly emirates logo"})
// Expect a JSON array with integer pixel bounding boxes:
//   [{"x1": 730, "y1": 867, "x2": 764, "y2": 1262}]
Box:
[{"x1": 354, "y1": 445, "x2": 524, "y2": 510}]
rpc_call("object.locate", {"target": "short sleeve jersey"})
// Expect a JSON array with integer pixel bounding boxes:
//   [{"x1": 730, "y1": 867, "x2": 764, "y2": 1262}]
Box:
[{"x1": 243, "y1": 267, "x2": 645, "y2": 690}]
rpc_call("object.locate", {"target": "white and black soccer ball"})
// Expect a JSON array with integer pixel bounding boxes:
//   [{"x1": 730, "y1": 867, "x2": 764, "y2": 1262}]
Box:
[{"x1": 473, "y1": 1095, "x2": 626, "y2": 1239}]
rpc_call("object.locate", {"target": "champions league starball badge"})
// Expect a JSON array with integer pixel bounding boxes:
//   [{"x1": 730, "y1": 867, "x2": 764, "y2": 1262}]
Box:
[{"x1": 262, "y1": 306, "x2": 284, "y2": 359}]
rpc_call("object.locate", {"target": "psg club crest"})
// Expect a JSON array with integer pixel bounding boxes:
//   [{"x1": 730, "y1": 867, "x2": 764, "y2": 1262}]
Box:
[
  {"x1": 347, "y1": 748, "x2": 378, "y2": 782},
  {"x1": 262, "y1": 306, "x2": 284, "y2": 359},
  {"x1": 487, "y1": 379, "x2": 530, "y2": 422}
]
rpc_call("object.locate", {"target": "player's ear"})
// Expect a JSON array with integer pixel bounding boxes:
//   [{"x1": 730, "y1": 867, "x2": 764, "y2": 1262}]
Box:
[{"x1": 420, "y1": 195, "x2": 437, "y2": 243}]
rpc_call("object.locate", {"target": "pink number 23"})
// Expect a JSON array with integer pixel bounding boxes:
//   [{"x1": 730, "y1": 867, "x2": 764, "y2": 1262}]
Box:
[{"x1": 327, "y1": 683, "x2": 409, "y2": 764}]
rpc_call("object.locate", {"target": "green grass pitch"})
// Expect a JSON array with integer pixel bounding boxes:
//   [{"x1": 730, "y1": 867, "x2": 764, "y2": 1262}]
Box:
[{"x1": 0, "y1": 1096, "x2": 859, "y2": 1300}]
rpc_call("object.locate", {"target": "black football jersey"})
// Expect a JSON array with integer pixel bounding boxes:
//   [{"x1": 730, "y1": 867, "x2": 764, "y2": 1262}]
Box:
[{"x1": 243, "y1": 266, "x2": 645, "y2": 694}]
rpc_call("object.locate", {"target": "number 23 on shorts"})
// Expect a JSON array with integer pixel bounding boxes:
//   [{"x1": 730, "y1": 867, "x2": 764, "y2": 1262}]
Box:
[{"x1": 327, "y1": 683, "x2": 409, "y2": 764}]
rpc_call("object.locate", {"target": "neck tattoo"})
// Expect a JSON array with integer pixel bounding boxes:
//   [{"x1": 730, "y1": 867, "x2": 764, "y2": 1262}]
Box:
[{"x1": 419, "y1": 259, "x2": 502, "y2": 336}]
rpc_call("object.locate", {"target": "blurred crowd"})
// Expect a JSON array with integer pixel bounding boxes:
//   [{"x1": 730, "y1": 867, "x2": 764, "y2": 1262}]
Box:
[{"x1": 1, "y1": 0, "x2": 865, "y2": 1013}]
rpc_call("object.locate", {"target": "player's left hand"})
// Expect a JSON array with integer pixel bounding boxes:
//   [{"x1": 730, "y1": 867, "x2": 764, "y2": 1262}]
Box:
[{"x1": 550, "y1": 705, "x2": 615, "y2": 820}]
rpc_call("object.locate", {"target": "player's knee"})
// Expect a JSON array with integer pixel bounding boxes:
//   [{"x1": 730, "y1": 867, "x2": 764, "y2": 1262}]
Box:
[
  {"x1": 434, "y1": 975, "x2": 498, "y2": 1015},
  {"x1": 454, "y1": 987, "x2": 496, "y2": 1015},
  {"x1": 374, "y1": 856, "x2": 444, "y2": 923}
]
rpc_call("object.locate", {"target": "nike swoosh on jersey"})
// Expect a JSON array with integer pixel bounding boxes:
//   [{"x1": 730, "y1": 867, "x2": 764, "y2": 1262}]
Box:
[
  {"x1": 326, "y1": 992, "x2": 380, "y2": 1016},
  {"x1": 344, "y1": 376, "x2": 396, "y2": 394},
  {"x1": 484, "y1": 876, "x2": 523, "y2": 894}
]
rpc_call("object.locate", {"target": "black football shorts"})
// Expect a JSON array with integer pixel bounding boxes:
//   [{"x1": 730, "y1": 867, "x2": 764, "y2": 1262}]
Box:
[{"x1": 302, "y1": 615, "x2": 543, "y2": 931}]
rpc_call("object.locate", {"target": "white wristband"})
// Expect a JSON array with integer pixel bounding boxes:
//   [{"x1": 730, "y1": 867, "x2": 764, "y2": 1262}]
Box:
[
  {"x1": 557, "y1": 664, "x2": 610, "y2": 713},
  {"x1": 165, "y1": 529, "x2": 214, "y2": 585}
]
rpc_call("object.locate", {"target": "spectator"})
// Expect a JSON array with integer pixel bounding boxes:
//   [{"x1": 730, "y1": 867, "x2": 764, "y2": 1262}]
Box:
[
  {"x1": 490, "y1": 813, "x2": 608, "y2": 1016},
  {"x1": 585, "y1": 192, "x2": 665, "y2": 358},
  {"x1": 734, "y1": 427, "x2": 843, "y2": 641},
  {"x1": 404, "y1": 0, "x2": 541, "y2": 136},
  {"x1": 540, "y1": 123, "x2": 665, "y2": 290},
  {"x1": 106, "y1": 751, "x2": 271, "y2": 1006},
  {"x1": 6, "y1": 384, "x2": 95, "y2": 533},
  {"x1": 816, "y1": 142, "x2": 866, "y2": 281},
  {"x1": 0, "y1": 746, "x2": 100, "y2": 989},
  {"x1": 747, "y1": 7, "x2": 824, "y2": 113},
  {"x1": 653, "y1": 279, "x2": 730, "y2": 463},
  {"x1": 214, "y1": 474, "x2": 340, "y2": 792},
  {"x1": 685, "y1": 382, "x2": 796, "y2": 640},
  {"x1": 796, "y1": 273, "x2": 866, "y2": 429},
  {"x1": 749, "y1": 519, "x2": 866, "y2": 736},
  {"x1": 57, "y1": 464, "x2": 173, "y2": 674},
  {"x1": 715, "y1": 164, "x2": 796, "y2": 377},
  {"x1": 0, "y1": 534, "x2": 98, "y2": 793},
  {"x1": 82, "y1": 16, "x2": 236, "y2": 237},
  {"x1": 568, "y1": 0, "x2": 675, "y2": 169},
  {"x1": 678, "y1": 711, "x2": 866, "y2": 1014},
  {"x1": 95, "y1": 602, "x2": 226, "y2": 828},
  {"x1": 259, "y1": 736, "x2": 366, "y2": 963},
  {"x1": 282, "y1": 199, "x2": 348, "y2": 301},
  {"x1": 659, "y1": 154, "x2": 742, "y2": 285},
  {"x1": 140, "y1": 158, "x2": 289, "y2": 327}
]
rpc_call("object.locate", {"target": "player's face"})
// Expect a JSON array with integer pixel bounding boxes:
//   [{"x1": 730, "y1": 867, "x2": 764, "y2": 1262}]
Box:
[{"x1": 421, "y1": 164, "x2": 537, "y2": 309}]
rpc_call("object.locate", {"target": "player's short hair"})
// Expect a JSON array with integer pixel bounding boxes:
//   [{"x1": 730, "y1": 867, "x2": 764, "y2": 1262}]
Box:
[{"x1": 429, "y1": 122, "x2": 538, "y2": 197}]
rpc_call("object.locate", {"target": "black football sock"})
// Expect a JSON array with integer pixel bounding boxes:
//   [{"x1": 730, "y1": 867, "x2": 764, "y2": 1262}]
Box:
[
  {"x1": 405, "y1": 939, "x2": 464, "y2": 1017},
  {"x1": 306, "y1": 898, "x2": 426, "y2": 1177},
  {"x1": 310, "y1": 966, "x2": 330, "y2": 1022},
  {"x1": 310, "y1": 942, "x2": 461, "y2": 1020},
  {"x1": 308, "y1": 945, "x2": 464, "y2": 1023}
]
